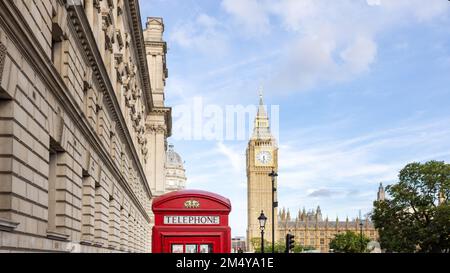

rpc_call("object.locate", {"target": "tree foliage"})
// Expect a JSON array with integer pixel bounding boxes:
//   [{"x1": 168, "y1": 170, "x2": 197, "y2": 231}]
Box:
[
  {"x1": 329, "y1": 231, "x2": 371, "y2": 253},
  {"x1": 250, "y1": 237, "x2": 314, "y2": 253},
  {"x1": 372, "y1": 161, "x2": 450, "y2": 253}
]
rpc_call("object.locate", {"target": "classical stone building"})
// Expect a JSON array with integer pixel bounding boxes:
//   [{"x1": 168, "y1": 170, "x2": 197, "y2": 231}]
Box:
[
  {"x1": 246, "y1": 94, "x2": 380, "y2": 253},
  {"x1": 0, "y1": 0, "x2": 170, "y2": 252},
  {"x1": 165, "y1": 144, "x2": 187, "y2": 193}
]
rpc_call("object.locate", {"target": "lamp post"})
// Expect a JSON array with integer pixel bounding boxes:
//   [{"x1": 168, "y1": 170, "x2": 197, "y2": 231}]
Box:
[
  {"x1": 258, "y1": 211, "x2": 267, "y2": 253},
  {"x1": 268, "y1": 169, "x2": 278, "y2": 253},
  {"x1": 359, "y1": 210, "x2": 364, "y2": 253}
]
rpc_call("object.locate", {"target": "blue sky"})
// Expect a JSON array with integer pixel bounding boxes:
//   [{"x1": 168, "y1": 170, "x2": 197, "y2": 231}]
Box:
[{"x1": 139, "y1": 0, "x2": 450, "y2": 237}]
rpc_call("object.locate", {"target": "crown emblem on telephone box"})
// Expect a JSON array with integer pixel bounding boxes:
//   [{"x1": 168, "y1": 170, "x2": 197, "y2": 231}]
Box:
[{"x1": 184, "y1": 199, "x2": 200, "y2": 209}]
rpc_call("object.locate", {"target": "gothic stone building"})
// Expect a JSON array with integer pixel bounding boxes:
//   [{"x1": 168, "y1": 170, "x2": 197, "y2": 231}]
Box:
[
  {"x1": 247, "y1": 94, "x2": 380, "y2": 253},
  {"x1": 277, "y1": 206, "x2": 379, "y2": 253},
  {"x1": 246, "y1": 94, "x2": 279, "y2": 251},
  {"x1": 0, "y1": 0, "x2": 172, "y2": 252}
]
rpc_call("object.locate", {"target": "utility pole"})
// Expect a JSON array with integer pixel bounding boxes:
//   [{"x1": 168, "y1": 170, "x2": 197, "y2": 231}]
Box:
[{"x1": 269, "y1": 169, "x2": 278, "y2": 253}]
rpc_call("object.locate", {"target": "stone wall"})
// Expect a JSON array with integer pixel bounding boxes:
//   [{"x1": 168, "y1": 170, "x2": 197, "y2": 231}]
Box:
[{"x1": 0, "y1": 0, "x2": 155, "y2": 252}]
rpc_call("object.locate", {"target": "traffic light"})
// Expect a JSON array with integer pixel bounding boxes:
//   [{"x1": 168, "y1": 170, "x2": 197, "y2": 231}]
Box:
[{"x1": 285, "y1": 233, "x2": 295, "y2": 253}]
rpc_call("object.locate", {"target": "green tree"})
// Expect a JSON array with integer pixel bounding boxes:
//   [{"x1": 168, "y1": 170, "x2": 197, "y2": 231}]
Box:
[
  {"x1": 250, "y1": 237, "x2": 266, "y2": 253},
  {"x1": 293, "y1": 244, "x2": 304, "y2": 253},
  {"x1": 302, "y1": 246, "x2": 316, "y2": 252},
  {"x1": 372, "y1": 161, "x2": 450, "y2": 253},
  {"x1": 251, "y1": 238, "x2": 311, "y2": 253},
  {"x1": 329, "y1": 231, "x2": 371, "y2": 253},
  {"x1": 251, "y1": 239, "x2": 287, "y2": 253}
]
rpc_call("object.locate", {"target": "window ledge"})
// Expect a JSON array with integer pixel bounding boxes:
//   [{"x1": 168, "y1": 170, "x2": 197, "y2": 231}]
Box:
[{"x1": 0, "y1": 218, "x2": 20, "y2": 232}]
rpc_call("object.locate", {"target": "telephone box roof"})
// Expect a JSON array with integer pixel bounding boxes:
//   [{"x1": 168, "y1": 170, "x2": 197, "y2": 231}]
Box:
[{"x1": 152, "y1": 189, "x2": 231, "y2": 210}]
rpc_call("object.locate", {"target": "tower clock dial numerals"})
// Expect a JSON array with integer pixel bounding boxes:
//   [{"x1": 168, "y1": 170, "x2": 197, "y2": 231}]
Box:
[{"x1": 256, "y1": 151, "x2": 272, "y2": 165}]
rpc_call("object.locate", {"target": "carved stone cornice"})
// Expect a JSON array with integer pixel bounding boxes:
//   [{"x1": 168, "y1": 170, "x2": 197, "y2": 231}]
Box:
[
  {"x1": 150, "y1": 106, "x2": 172, "y2": 137},
  {"x1": 145, "y1": 40, "x2": 167, "y2": 54},
  {"x1": 124, "y1": 0, "x2": 153, "y2": 112},
  {"x1": 0, "y1": 41, "x2": 6, "y2": 86},
  {"x1": 0, "y1": 1, "x2": 151, "y2": 222},
  {"x1": 147, "y1": 124, "x2": 167, "y2": 134}
]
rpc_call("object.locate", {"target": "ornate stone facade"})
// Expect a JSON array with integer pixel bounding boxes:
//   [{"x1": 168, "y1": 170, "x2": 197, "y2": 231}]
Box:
[
  {"x1": 277, "y1": 207, "x2": 378, "y2": 253},
  {"x1": 0, "y1": 0, "x2": 170, "y2": 253}
]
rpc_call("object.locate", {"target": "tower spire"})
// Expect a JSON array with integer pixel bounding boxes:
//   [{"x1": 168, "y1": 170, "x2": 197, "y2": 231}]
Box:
[
  {"x1": 252, "y1": 90, "x2": 272, "y2": 140},
  {"x1": 259, "y1": 85, "x2": 264, "y2": 106},
  {"x1": 377, "y1": 182, "x2": 385, "y2": 201}
]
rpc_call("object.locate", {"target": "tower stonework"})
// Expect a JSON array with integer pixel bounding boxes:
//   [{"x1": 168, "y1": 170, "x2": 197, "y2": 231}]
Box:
[
  {"x1": 377, "y1": 183, "x2": 385, "y2": 201},
  {"x1": 144, "y1": 17, "x2": 172, "y2": 197},
  {"x1": 246, "y1": 94, "x2": 278, "y2": 252}
]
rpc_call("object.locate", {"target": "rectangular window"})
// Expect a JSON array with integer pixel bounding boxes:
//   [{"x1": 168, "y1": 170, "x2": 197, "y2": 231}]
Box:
[
  {"x1": 171, "y1": 244, "x2": 183, "y2": 253},
  {"x1": 200, "y1": 244, "x2": 213, "y2": 253},
  {"x1": 185, "y1": 244, "x2": 198, "y2": 253},
  {"x1": 47, "y1": 150, "x2": 57, "y2": 231}
]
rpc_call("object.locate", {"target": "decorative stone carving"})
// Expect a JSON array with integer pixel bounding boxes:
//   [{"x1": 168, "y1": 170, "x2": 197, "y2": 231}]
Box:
[
  {"x1": 148, "y1": 124, "x2": 167, "y2": 134},
  {"x1": 52, "y1": 3, "x2": 68, "y2": 42},
  {"x1": 116, "y1": 29, "x2": 124, "y2": 50},
  {"x1": 93, "y1": 0, "x2": 100, "y2": 11},
  {"x1": 0, "y1": 41, "x2": 6, "y2": 86},
  {"x1": 101, "y1": 7, "x2": 113, "y2": 30},
  {"x1": 125, "y1": 33, "x2": 131, "y2": 48},
  {"x1": 114, "y1": 53, "x2": 123, "y2": 69},
  {"x1": 101, "y1": 6, "x2": 114, "y2": 52},
  {"x1": 84, "y1": 66, "x2": 94, "y2": 91},
  {"x1": 96, "y1": 91, "x2": 104, "y2": 113}
]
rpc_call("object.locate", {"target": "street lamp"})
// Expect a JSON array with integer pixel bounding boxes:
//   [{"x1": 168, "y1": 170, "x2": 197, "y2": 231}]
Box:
[
  {"x1": 258, "y1": 211, "x2": 267, "y2": 253},
  {"x1": 268, "y1": 169, "x2": 278, "y2": 253},
  {"x1": 359, "y1": 210, "x2": 364, "y2": 253}
]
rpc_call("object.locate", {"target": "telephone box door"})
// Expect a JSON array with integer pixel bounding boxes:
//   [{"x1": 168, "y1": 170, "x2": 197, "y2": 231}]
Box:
[{"x1": 163, "y1": 236, "x2": 221, "y2": 253}]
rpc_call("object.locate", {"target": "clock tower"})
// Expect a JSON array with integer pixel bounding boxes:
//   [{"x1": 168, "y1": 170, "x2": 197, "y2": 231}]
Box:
[{"x1": 246, "y1": 93, "x2": 278, "y2": 251}]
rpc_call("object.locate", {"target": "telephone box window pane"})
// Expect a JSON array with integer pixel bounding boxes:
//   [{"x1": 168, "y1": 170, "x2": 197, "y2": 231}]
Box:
[
  {"x1": 172, "y1": 244, "x2": 184, "y2": 253},
  {"x1": 186, "y1": 244, "x2": 198, "y2": 253},
  {"x1": 200, "y1": 244, "x2": 213, "y2": 253}
]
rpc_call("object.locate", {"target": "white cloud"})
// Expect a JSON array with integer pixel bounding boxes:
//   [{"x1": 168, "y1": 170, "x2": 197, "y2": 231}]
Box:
[
  {"x1": 169, "y1": 13, "x2": 229, "y2": 55},
  {"x1": 216, "y1": 142, "x2": 245, "y2": 173},
  {"x1": 218, "y1": 0, "x2": 449, "y2": 93},
  {"x1": 366, "y1": 0, "x2": 381, "y2": 6},
  {"x1": 340, "y1": 36, "x2": 377, "y2": 75},
  {"x1": 279, "y1": 117, "x2": 450, "y2": 191},
  {"x1": 221, "y1": 0, "x2": 270, "y2": 35},
  {"x1": 379, "y1": 0, "x2": 450, "y2": 22}
]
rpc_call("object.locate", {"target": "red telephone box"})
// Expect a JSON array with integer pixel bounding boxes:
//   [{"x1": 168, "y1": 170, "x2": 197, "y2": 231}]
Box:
[{"x1": 152, "y1": 190, "x2": 232, "y2": 253}]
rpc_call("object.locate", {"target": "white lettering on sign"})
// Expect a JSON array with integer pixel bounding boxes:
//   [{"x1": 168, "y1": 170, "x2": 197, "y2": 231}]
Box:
[{"x1": 164, "y1": 216, "x2": 220, "y2": 225}]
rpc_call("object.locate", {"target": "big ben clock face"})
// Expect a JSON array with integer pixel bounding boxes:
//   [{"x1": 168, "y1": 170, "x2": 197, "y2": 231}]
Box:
[{"x1": 256, "y1": 150, "x2": 273, "y2": 165}]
